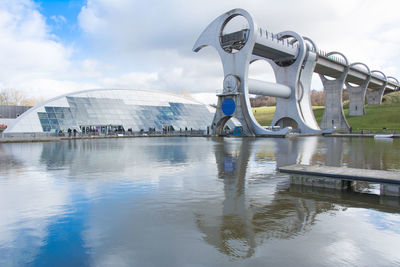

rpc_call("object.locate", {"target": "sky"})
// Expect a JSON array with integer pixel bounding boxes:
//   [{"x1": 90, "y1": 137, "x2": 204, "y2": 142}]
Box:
[{"x1": 1, "y1": 0, "x2": 400, "y2": 104}]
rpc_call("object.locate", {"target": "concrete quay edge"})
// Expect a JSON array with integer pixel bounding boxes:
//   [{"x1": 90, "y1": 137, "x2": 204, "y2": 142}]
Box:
[
  {"x1": 0, "y1": 134, "x2": 208, "y2": 144},
  {"x1": 325, "y1": 133, "x2": 400, "y2": 138}
]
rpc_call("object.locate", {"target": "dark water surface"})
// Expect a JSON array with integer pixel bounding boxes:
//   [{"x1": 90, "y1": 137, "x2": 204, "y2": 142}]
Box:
[{"x1": 0, "y1": 137, "x2": 399, "y2": 266}]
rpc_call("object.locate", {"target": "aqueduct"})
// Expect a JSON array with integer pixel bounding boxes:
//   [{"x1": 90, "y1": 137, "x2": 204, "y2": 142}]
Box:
[{"x1": 193, "y1": 9, "x2": 399, "y2": 136}]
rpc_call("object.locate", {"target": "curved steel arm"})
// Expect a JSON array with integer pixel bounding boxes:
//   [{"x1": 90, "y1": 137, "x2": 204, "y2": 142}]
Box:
[
  {"x1": 320, "y1": 51, "x2": 349, "y2": 82},
  {"x1": 349, "y1": 62, "x2": 370, "y2": 75},
  {"x1": 326, "y1": 51, "x2": 349, "y2": 65},
  {"x1": 303, "y1": 36, "x2": 318, "y2": 52},
  {"x1": 371, "y1": 70, "x2": 387, "y2": 84},
  {"x1": 387, "y1": 76, "x2": 399, "y2": 86},
  {"x1": 346, "y1": 62, "x2": 371, "y2": 88},
  {"x1": 192, "y1": 8, "x2": 254, "y2": 56},
  {"x1": 276, "y1": 31, "x2": 306, "y2": 66}
]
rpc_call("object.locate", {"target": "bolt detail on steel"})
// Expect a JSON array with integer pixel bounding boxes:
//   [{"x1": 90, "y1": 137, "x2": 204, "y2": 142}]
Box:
[{"x1": 193, "y1": 8, "x2": 399, "y2": 136}]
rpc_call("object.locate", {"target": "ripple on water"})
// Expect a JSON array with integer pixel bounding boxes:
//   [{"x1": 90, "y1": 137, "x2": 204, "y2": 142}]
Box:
[{"x1": 0, "y1": 137, "x2": 399, "y2": 266}]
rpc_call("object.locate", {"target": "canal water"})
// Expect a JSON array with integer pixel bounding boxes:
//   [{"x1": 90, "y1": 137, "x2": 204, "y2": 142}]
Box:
[{"x1": 0, "y1": 137, "x2": 399, "y2": 266}]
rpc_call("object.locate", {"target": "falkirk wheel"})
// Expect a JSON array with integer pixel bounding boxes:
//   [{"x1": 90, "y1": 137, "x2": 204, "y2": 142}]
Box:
[{"x1": 193, "y1": 9, "x2": 335, "y2": 136}]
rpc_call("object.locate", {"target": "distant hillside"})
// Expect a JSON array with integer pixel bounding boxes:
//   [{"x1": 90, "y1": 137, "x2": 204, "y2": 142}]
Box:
[
  {"x1": 382, "y1": 91, "x2": 400, "y2": 104},
  {"x1": 343, "y1": 90, "x2": 400, "y2": 108}
]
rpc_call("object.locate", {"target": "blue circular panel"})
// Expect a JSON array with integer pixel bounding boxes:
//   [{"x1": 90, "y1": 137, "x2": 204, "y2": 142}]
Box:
[{"x1": 222, "y1": 98, "x2": 235, "y2": 116}]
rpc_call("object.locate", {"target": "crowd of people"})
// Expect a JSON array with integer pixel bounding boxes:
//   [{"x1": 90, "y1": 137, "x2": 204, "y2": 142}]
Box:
[{"x1": 51, "y1": 126, "x2": 207, "y2": 138}]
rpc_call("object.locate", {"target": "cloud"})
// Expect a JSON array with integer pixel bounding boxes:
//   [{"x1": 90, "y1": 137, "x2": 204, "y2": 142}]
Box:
[
  {"x1": 0, "y1": 0, "x2": 73, "y2": 97},
  {"x1": 50, "y1": 14, "x2": 67, "y2": 28},
  {"x1": 77, "y1": 0, "x2": 400, "y2": 93},
  {"x1": 1, "y1": 0, "x2": 400, "y2": 100},
  {"x1": 100, "y1": 71, "x2": 159, "y2": 89}
]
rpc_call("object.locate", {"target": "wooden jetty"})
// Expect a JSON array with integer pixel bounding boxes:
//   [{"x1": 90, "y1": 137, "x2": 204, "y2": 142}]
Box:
[{"x1": 279, "y1": 164, "x2": 400, "y2": 197}]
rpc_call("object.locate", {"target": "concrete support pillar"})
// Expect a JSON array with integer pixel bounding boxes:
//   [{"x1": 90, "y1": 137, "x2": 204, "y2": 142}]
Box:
[
  {"x1": 211, "y1": 94, "x2": 254, "y2": 136},
  {"x1": 366, "y1": 70, "x2": 387, "y2": 105},
  {"x1": 319, "y1": 52, "x2": 350, "y2": 131},
  {"x1": 270, "y1": 35, "x2": 322, "y2": 134},
  {"x1": 346, "y1": 63, "x2": 371, "y2": 116}
]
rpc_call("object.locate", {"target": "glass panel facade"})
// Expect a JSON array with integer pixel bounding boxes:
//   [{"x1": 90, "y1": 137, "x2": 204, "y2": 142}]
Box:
[
  {"x1": 35, "y1": 92, "x2": 213, "y2": 133},
  {"x1": 38, "y1": 106, "x2": 77, "y2": 132}
]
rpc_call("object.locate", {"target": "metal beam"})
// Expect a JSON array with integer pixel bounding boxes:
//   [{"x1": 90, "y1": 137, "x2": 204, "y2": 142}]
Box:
[{"x1": 245, "y1": 29, "x2": 398, "y2": 91}]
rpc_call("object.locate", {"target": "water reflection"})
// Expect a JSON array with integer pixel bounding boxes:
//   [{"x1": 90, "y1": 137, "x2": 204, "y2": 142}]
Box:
[
  {"x1": 0, "y1": 137, "x2": 399, "y2": 266},
  {"x1": 0, "y1": 145, "x2": 24, "y2": 171},
  {"x1": 345, "y1": 138, "x2": 400, "y2": 170},
  {"x1": 0, "y1": 138, "x2": 205, "y2": 266},
  {"x1": 197, "y1": 138, "x2": 329, "y2": 259},
  {"x1": 37, "y1": 138, "x2": 201, "y2": 178},
  {"x1": 208, "y1": 139, "x2": 255, "y2": 258},
  {"x1": 324, "y1": 137, "x2": 345, "y2": 166},
  {"x1": 271, "y1": 136, "x2": 400, "y2": 170},
  {"x1": 0, "y1": 143, "x2": 70, "y2": 267},
  {"x1": 196, "y1": 137, "x2": 400, "y2": 259}
]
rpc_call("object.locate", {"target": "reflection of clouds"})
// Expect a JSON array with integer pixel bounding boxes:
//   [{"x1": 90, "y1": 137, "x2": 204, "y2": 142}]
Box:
[
  {"x1": 367, "y1": 210, "x2": 400, "y2": 234},
  {"x1": 0, "y1": 137, "x2": 399, "y2": 265},
  {"x1": 0, "y1": 143, "x2": 70, "y2": 266},
  {"x1": 318, "y1": 208, "x2": 400, "y2": 266},
  {"x1": 326, "y1": 239, "x2": 362, "y2": 265},
  {"x1": 80, "y1": 138, "x2": 221, "y2": 266},
  {"x1": 249, "y1": 208, "x2": 400, "y2": 266},
  {"x1": 0, "y1": 174, "x2": 69, "y2": 266},
  {"x1": 0, "y1": 138, "x2": 216, "y2": 266}
]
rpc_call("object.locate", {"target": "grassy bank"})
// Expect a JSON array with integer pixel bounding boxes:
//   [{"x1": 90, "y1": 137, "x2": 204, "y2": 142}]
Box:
[
  {"x1": 252, "y1": 95, "x2": 400, "y2": 133},
  {"x1": 252, "y1": 106, "x2": 325, "y2": 126}
]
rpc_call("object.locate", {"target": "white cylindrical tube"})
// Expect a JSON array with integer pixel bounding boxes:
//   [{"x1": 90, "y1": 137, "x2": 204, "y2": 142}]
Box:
[{"x1": 248, "y1": 78, "x2": 291, "y2": 98}]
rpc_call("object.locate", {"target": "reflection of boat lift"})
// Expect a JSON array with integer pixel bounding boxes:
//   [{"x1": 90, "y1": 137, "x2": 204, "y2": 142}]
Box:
[
  {"x1": 196, "y1": 138, "x2": 400, "y2": 259},
  {"x1": 230, "y1": 126, "x2": 288, "y2": 136}
]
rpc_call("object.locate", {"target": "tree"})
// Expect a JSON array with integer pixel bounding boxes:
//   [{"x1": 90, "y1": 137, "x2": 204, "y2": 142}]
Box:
[
  {"x1": 310, "y1": 90, "x2": 325, "y2": 106},
  {"x1": 0, "y1": 89, "x2": 44, "y2": 106},
  {"x1": 250, "y1": 96, "x2": 276, "y2": 107}
]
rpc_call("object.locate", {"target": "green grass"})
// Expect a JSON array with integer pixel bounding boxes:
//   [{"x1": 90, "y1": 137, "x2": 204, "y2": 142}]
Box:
[
  {"x1": 253, "y1": 102, "x2": 400, "y2": 133},
  {"x1": 252, "y1": 106, "x2": 276, "y2": 126},
  {"x1": 252, "y1": 106, "x2": 325, "y2": 126},
  {"x1": 344, "y1": 104, "x2": 400, "y2": 132}
]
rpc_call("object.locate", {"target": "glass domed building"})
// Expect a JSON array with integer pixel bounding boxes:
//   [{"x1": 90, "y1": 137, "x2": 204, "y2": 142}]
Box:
[{"x1": 4, "y1": 89, "x2": 215, "y2": 135}]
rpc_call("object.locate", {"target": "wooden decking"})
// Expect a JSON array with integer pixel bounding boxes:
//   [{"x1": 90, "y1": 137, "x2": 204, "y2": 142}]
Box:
[{"x1": 279, "y1": 164, "x2": 400, "y2": 185}]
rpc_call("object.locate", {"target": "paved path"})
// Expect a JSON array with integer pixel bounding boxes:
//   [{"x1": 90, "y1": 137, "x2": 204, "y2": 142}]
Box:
[{"x1": 0, "y1": 134, "x2": 208, "y2": 143}]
